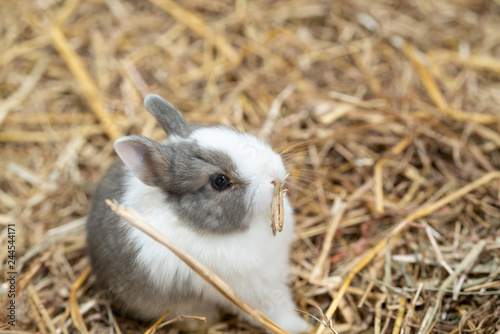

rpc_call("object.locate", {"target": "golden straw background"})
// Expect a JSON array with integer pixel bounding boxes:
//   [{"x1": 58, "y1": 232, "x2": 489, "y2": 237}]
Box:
[{"x1": 1, "y1": 0, "x2": 500, "y2": 333}]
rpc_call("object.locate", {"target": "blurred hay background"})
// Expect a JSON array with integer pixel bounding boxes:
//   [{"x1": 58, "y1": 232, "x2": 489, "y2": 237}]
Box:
[{"x1": 1, "y1": 0, "x2": 500, "y2": 333}]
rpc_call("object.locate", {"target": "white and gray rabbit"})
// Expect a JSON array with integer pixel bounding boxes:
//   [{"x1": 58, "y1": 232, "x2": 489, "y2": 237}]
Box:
[{"x1": 86, "y1": 95, "x2": 309, "y2": 333}]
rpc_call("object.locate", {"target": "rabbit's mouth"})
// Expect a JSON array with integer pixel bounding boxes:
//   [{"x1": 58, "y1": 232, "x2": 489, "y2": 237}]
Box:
[{"x1": 244, "y1": 181, "x2": 275, "y2": 217}]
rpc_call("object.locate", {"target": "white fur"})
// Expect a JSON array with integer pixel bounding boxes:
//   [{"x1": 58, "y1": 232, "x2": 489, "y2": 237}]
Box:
[{"x1": 121, "y1": 128, "x2": 309, "y2": 333}]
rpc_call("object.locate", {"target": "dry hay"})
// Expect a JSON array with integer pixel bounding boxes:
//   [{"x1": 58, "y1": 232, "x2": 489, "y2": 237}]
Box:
[{"x1": 1, "y1": 0, "x2": 500, "y2": 333}]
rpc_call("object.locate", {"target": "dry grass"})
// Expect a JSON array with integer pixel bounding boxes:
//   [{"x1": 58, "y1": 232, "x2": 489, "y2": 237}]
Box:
[{"x1": 1, "y1": 0, "x2": 500, "y2": 333}]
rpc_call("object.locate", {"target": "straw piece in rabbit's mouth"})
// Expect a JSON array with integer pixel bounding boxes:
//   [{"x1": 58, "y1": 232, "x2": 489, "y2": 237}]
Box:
[{"x1": 270, "y1": 173, "x2": 289, "y2": 236}]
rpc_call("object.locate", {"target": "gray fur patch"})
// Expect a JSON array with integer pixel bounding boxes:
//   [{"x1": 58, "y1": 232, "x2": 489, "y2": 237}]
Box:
[
  {"x1": 86, "y1": 162, "x2": 199, "y2": 322},
  {"x1": 155, "y1": 140, "x2": 250, "y2": 234}
]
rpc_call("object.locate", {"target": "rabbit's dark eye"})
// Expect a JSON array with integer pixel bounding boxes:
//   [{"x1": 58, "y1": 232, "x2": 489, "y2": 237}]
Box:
[{"x1": 211, "y1": 173, "x2": 231, "y2": 190}]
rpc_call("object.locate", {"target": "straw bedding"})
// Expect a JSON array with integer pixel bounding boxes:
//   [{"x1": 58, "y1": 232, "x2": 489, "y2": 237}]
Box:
[{"x1": 1, "y1": 0, "x2": 500, "y2": 333}]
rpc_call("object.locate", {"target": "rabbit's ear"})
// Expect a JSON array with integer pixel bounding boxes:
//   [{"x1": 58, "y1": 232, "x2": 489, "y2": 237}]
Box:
[
  {"x1": 114, "y1": 135, "x2": 170, "y2": 187},
  {"x1": 144, "y1": 94, "x2": 189, "y2": 137}
]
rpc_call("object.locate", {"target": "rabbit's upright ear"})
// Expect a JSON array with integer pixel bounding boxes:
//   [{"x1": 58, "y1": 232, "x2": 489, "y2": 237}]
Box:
[
  {"x1": 144, "y1": 94, "x2": 189, "y2": 137},
  {"x1": 114, "y1": 135, "x2": 171, "y2": 187}
]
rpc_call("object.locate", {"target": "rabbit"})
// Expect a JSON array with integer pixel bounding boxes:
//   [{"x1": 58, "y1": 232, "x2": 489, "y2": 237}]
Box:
[{"x1": 86, "y1": 94, "x2": 310, "y2": 333}]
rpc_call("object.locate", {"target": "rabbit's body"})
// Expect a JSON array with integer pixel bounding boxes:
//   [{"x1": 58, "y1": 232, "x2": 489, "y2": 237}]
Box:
[{"x1": 87, "y1": 95, "x2": 309, "y2": 333}]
